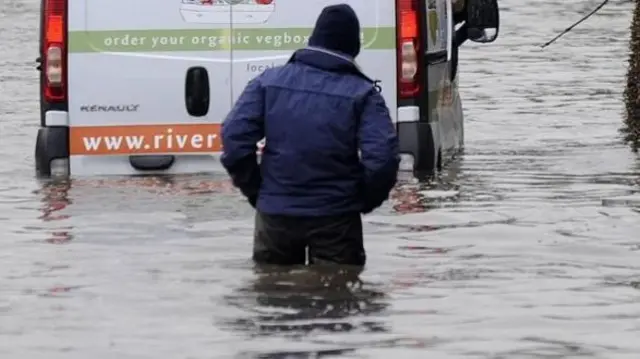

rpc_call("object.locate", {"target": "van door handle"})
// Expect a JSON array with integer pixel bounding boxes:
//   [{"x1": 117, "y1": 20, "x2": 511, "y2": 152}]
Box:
[
  {"x1": 185, "y1": 66, "x2": 210, "y2": 117},
  {"x1": 425, "y1": 50, "x2": 448, "y2": 65}
]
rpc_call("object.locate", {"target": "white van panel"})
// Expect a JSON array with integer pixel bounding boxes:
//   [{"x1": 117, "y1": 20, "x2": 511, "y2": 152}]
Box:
[
  {"x1": 65, "y1": 0, "x2": 396, "y2": 177},
  {"x1": 67, "y1": 0, "x2": 233, "y2": 176},
  {"x1": 230, "y1": 0, "x2": 397, "y2": 121}
]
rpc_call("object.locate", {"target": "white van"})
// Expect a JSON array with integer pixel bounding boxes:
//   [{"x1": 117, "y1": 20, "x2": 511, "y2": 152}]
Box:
[{"x1": 35, "y1": 0, "x2": 499, "y2": 178}]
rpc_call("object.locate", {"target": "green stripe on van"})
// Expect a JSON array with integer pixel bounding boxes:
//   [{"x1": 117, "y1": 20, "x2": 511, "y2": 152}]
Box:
[{"x1": 68, "y1": 27, "x2": 395, "y2": 53}]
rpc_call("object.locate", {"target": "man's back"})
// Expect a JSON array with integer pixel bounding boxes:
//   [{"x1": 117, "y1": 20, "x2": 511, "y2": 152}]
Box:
[{"x1": 256, "y1": 49, "x2": 382, "y2": 216}]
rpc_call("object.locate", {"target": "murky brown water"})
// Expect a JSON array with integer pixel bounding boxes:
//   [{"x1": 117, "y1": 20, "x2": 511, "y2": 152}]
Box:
[{"x1": 2, "y1": 0, "x2": 640, "y2": 358}]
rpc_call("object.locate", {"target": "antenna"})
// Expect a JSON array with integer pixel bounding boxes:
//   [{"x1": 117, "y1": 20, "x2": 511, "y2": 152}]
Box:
[{"x1": 540, "y1": 0, "x2": 610, "y2": 49}]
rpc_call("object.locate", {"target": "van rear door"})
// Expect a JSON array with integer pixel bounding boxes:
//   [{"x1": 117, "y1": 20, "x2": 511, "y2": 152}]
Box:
[
  {"x1": 67, "y1": 0, "x2": 232, "y2": 176},
  {"x1": 230, "y1": 0, "x2": 397, "y2": 121}
]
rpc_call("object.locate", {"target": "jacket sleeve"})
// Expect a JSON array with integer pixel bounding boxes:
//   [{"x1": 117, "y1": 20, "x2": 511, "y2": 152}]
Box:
[
  {"x1": 357, "y1": 89, "x2": 400, "y2": 214},
  {"x1": 220, "y1": 76, "x2": 265, "y2": 204}
]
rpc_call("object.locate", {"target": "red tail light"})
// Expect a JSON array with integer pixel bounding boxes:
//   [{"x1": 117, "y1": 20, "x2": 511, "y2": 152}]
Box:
[
  {"x1": 43, "y1": 0, "x2": 67, "y2": 103},
  {"x1": 396, "y1": 0, "x2": 421, "y2": 99}
]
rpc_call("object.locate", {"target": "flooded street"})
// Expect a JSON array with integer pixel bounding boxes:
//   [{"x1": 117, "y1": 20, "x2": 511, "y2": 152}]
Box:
[{"x1": 2, "y1": 0, "x2": 640, "y2": 357}]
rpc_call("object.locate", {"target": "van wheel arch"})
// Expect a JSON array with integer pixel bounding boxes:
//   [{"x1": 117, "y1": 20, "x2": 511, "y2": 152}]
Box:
[{"x1": 451, "y1": 38, "x2": 459, "y2": 82}]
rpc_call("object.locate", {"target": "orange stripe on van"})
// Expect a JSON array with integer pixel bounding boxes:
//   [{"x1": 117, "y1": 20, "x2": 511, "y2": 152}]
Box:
[{"x1": 69, "y1": 124, "x2": 222, "y2": 155}]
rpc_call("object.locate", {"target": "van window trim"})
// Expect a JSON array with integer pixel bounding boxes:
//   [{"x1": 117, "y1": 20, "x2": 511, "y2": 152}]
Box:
[{"x1": 425, "y1": 0, "x2": 452, "y2": 66}]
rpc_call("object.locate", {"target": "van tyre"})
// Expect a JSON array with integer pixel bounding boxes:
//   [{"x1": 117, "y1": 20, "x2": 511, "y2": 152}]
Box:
[
  {"x1": 35, "y1": 126, "x2": 69, "y2": 178},
  {"x1": 397, "y1": 121, "x2": 437, "y2": 180}
]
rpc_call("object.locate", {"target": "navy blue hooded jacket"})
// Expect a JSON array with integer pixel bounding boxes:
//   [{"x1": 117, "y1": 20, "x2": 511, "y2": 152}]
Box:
[{"x1": 221, "y1": 4, "x2": 399, "y2": 216}]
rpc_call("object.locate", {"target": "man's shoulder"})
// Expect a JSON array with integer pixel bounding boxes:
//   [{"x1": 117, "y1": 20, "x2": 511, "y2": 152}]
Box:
[
  {"x1": 254, "y1": 63, "x2": 293, "y2": 86},
  {"x1": 260, "y1": 63, "x2": 377, "y2": 98},
  {"x1": 260, "y1": 63, "x2": 292, "y2": 78},
  {"x1": 314, "y1": 68, "x2": 380, "y2": 98}
]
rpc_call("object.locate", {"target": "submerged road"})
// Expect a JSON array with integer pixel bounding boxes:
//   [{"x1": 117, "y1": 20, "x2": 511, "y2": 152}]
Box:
[{"x1": 1, "y1": 0, "x2": 639, "y2": 357}]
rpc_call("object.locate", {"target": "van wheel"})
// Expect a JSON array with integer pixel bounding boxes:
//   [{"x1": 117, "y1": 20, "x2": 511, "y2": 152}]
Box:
[
  {"x1": 35, "y1": 126, "x2": 69, "y2": 178},
  {"x1": 437, "y1": 149, "x2": 443, "y2": 171}
]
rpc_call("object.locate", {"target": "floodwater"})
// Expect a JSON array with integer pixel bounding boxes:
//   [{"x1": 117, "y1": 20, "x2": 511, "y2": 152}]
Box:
[{"x1": 1, "y1": 0, "x2": 640, "y2": 358}]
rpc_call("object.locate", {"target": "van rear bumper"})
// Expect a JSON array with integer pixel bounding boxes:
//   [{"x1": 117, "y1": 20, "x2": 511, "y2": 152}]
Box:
[
  {"x1": 36, "y1": 107, "x2": 440, "y2": 178},
  {"x1": 396, "y1": 106, "x2": 439, "y2": 176},
  {"x1": 36, "y1": 110, "x2": 225, "y2": 177}
]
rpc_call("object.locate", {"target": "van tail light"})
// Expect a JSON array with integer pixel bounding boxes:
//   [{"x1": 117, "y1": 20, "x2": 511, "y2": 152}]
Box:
[
  {"x1": 396, "y1": 0, "x2": 422, "y2": 99},
  {"x1": 43, "y1": 0, "x2": 67, "y2": 103}
]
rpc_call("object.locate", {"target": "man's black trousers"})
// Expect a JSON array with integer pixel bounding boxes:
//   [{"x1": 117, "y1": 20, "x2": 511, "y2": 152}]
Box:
[{"x1": 253, "y1": 211, "x2": 366, "y2": 266}]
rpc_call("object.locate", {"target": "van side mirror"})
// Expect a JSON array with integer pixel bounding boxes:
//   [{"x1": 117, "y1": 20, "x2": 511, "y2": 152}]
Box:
[{"x1": 466, "y1": 0, "x2": 500, "y2": 43}]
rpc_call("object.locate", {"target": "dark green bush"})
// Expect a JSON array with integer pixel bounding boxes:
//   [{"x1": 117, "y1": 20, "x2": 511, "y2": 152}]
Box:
[{"x1": 623, "y1": 0, "x2": 640, "y2": 152}]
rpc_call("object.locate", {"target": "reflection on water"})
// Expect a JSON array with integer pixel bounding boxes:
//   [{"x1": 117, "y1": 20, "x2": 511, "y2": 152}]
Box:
[
  {"x1": 392, "y1": 157, "x2": 464, "y2": 214},
  {"x1": 226, "y1": 266, "x2": 388, "y2": 358},
  {"x1": 37, "y1": 181, "x2": 73, "y2": 244}
]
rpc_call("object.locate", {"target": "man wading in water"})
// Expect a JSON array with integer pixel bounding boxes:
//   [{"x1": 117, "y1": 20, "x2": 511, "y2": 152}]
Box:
[{"x1": 220, "y1": 3, "x2": 399, "y2": 267}]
